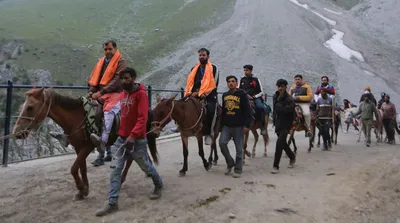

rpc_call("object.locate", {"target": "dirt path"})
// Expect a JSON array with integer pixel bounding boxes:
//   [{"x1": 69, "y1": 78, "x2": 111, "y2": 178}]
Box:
[{"x1": 1, "y1": 128, "x2": 400, "y2": 223}]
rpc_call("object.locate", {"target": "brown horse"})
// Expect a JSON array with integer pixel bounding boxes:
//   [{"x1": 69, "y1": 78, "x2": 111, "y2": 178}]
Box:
[
  {"x1": 12, "y1": 88, "x2": 159, "y2": 200},
  {"x1": 151, "y1": 95, "x2": 221, "y2": 177},
  {"x1": 243, "y1": 115, "x2": 270, "y2": 159},
  {"x1": 316, "y1": 106, "x2": 341, "y2": 147}
]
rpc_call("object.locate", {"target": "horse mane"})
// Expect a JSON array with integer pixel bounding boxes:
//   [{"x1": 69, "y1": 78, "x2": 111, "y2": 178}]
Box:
[
  {"x1": 25, "y1": 88, "x2": 83, "y2": 110},
  {"x1": 48, "y1": 89, "x2": 83, "y2": 110}
]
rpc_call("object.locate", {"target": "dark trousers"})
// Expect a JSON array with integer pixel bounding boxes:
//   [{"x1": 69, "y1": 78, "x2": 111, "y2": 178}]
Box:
[
  {"x1": 317, "y1": 119, "x2": 332, "y2": 146},
  {"x1": 204, "y1": 93, "x2": 217, "y2": 135},
  {"x1": 274, "y1": 128, "x2": 296, "y2": 169},
  {"x1": 383, "y1": 119, "x2": 395, "y2": 142}
]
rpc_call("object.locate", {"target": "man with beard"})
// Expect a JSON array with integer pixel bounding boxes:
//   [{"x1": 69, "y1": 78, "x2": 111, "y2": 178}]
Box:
[
  {"x1": 353, "y1": 95, "x2": 379, "y2": 147},
  {"x1": 272, "y1": 79, "x2": 296, "y2": 174},
  {"x1": 50, "y1": 40, "x2": 127, "y2": 166},
  {"x1": 381, "y1": 94, "x2": 397, "y2": 144},
  {"x1": 95, "y1": 67, "x2": 163, "y2": 217},
  {"x1": 314, "y1": 76, "x2": 335, "y2": 100},
  {"x1": 184, "y1": 48, "x2": 219, "y2": 145},
  {"x1": 239, "y1": 64, "x2": 268, "y2": 136}
]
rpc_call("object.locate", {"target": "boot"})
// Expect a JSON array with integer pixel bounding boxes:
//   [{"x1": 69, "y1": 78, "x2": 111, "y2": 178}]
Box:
[
  {"x1": 95, "y1": 203, "x2": 119, "y2": 216},
  {"x1": 49, "y1": 131, "x2": 69, "y2": 147},
  {"x1": 90, "y1": 133, "x2": 105, "y2": 154},
  {"x1": 149, "y1": 184, "x2": 163, "y2": 200}
]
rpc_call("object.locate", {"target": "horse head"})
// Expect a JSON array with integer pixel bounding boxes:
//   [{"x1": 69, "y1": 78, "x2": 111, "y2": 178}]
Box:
[
  {"x1": 12, "y1": 88, "x2": 52, "y2": 139},
  {"x1": 150, "y1": 93, "x2": 178, "y2": 136}
]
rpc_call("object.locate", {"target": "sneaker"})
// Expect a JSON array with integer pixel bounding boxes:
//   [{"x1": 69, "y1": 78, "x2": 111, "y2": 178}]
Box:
[
  {"x1": 261, "y1": 127, "x2": 268, "y2": 136},
  {"x1": 204, "y1": 135, "x2": 212, "y2": 145},
  {"x1": 271, "y1": 167, "x2": 280, "y2": 174},
  {"x1": 95, "y1": 203, "x2": 119, "y2": 217},
  {"x1": 288, "y1": 159, "x2": 296, "y2": 168},
  {"x1": 232, "y1": 171, "x2": 241, "y2": 178},
  {"x1": 149, "y1": 184, "x2": 163, "y2": 200},
  {"x1": 92, "y1": 158, "x2": 104, "y2": 166},
  {"x1": 90, "y1": 133, "x2": 105, "y2": 154},
  {"x1": 49, "y1": 131, "x2": 69, "y2": 147}
]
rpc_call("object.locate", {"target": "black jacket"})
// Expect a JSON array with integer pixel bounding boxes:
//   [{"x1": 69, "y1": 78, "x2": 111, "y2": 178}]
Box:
[
  {"x1": 359, "y1": 92, "x2": 377, "y2": 106},
  {"x1": 273, "y1": 91, "x2": 295, "y2": 132},
  {"x1": 239, "y1": 75, "x2": 263, "y2": 98},
  {"x1": 221, "y1": 89, "x2": 252, "y2": 128},
  {"x1": 377, "y1": 98, "x2": 385, "y2": 109}
]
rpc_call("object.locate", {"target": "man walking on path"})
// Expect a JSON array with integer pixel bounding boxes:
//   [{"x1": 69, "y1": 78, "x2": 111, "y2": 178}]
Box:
[
  {"x1": 353, "y1": 95, "x2": 379, "y2": 147},
  {"x1": 381, "y1": 94, "x2": 397, "y2": 144},
  {"x1": 219, "y1": 75, "x2": 252, "y2": 178},
  {"x1": 272, "y1": 79, "x2": 296, "y2": 174}
]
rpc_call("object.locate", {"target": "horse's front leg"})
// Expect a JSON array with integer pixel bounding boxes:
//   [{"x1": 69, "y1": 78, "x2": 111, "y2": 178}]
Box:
[
  {"x1": 263, "y1": 132, "x2": 269, "y2": 157},
  {"x1": 71, "y1": 147, "x2": 91, "y2": 200},
  {"x1": 179, "y1": 136, "x2": 189, "y2": 177},
  {"x1": 243, "y1": 128, "x2": 251, "y2": 158},
  {"x1": 210, "y1": 132, "x2": 219, "y2": 166},
  {"x1": 317, "y1": 131, "x2": 321, "y2": 148},
  {"x1": 196, "y1": 134, "x2": 210, "y2": 171},
  {"x1": 251, "y1": 129, "x2": 259, "y2": 158}
]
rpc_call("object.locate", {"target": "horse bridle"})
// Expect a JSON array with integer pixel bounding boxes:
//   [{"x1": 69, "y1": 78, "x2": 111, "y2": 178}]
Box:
[{"x1": 150, "y1": 98, "x2": 205, "y2": 133}]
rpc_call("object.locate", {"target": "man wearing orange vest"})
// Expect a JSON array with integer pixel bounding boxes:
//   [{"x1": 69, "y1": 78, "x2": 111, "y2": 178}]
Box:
[
  {"x1": 50, "y1": 40, "x2": 127, "y2": 166},
  {"x1": 184, "y1": 48, "x2": 219, "y2": 145}
]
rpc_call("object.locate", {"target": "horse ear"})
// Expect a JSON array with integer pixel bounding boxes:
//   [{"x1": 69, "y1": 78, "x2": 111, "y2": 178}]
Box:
[{"x1": 156, "y1": 94, "x2": 161, "y2": 103}]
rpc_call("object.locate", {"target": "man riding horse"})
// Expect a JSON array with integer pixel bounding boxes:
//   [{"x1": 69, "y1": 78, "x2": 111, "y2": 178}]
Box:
[
  {"x1": 239, "y1": 64, "x2": 268, "y2": 136},
  {"x1": 289, "y1": 74, "x2": 313, "y2": 138},
  {"x1": 184, "y1": 48, "x2": 219, "y2": 145},
  {"x1": 50, "y1": 40, "x2": 127, "y2": 166}
]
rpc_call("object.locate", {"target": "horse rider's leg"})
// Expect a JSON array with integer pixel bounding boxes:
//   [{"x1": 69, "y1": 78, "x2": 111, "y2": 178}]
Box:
[
  {"x1": 71, "y1": 146, "x2": 92, "y2": 200},
  {"x1": 121, "y1": 158, "x2": 133, "y2": 185},
  {"x1": 204, "y1": 94, "x2": 217, "y2": 145},
  {"x1": 254, "y1": 98, "x2": 267, "y2": 135},
  {"x1": 300, "y1": 103, "x2": 312, "y2": 137},
  {"x1": 180, "y1": 136, "x2": 189, "y2": 177},
  {"x1": 243, "y1": 127, "x2": 251, "y2": 158},
  {"x1": 196, "y1": 134, "x2": 211, "y2": 171},
  {"x1": 219, "y1": 126, "x2": 235, "y2": 175},
  {"x1": 251, "y1": 128, "x2": 259, "y2": 158}
]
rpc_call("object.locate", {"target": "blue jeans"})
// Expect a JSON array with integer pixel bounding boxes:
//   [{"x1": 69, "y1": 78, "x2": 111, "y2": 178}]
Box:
[
  {"x1": 253, "y1": 98, "x2": 265, "y2": 125},
  {"x1": 219, "y1": 126, "x2": 244, "y2": 172},
  {"x1": 108, "y1": 137, "x2": 163, "y2": 205}
]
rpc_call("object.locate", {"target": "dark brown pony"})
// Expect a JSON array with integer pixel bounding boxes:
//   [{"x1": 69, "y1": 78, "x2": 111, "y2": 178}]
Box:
[
  {"x1": 150, "y1": 95, "x2": 221, "y2": 177},
  {"x1": 12, "y1": 88, "x2": 159, "y2": 200},
  {"x1": 316, "y1": 106, "x2": 341, "y2": 147}
]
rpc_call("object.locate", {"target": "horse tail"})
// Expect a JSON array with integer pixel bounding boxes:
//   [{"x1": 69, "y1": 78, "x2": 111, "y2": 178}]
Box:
[{"x1": 147, "y1": 132, "x2": 159, "y2": 165}]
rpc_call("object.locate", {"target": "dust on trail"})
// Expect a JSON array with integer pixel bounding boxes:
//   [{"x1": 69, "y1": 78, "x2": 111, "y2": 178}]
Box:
[{"x1": 1, "y1": 127, "x2": 400, "y2": 223}]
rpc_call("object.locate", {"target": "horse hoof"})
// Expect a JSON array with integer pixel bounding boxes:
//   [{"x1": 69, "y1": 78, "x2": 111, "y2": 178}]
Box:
[
  {"x1": 74, "y1": 193, "x2": 84, "y2": 201},
  {"x1": 179, "y1": 172, "x2": 186, "y2": 177},
  {"x1": 251, "y1": 153, "x2": 255, "y2": 158},
  {"x1": 308, "y1": 149, "x2": 311, "y2": 153},
  {"x1": 212, "y1": 161, "x2": 218, "y2": 166},
  {"x1": 317, "y1": 144, "x2": 320, "y2": 148},
  {"x1": 263, "y1": 153, "x2": 267, "y2": 157},
  {"x1": 205, "y1": 164, "x2": 211, "y2": 171},
  {"x1": 83, "y1": 187, "x2": 89, "y2": 197},
  {"x1": 244, "y1": 150, "x2": 251, "y2": 157}
]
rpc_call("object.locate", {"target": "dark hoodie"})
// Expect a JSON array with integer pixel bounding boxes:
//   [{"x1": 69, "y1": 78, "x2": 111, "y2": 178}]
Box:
[
  {"x1": 273, "y1": 91, "x2": 295, "y2": 132},
  {"x1": 221, "y1": 89, "x2": 252, "y2": 127},
  {"x1": 118, "y1": 83, "x2": 148, "y2": 139}
]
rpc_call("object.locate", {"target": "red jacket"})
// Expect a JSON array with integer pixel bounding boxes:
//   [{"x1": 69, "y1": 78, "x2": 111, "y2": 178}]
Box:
[{"x1": 118, "y1": 83, "x2": 148, "y2": 139}]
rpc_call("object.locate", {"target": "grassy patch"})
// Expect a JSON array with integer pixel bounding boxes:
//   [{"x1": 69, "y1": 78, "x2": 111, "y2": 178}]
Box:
[{"x1": 0, "y1": 0, "x2": 236, "y2": 84}]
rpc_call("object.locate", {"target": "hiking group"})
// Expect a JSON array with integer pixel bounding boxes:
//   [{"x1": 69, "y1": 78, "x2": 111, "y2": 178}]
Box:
[{"x1": 11, "y1": 40, "x2": 399, "y2": 217}]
